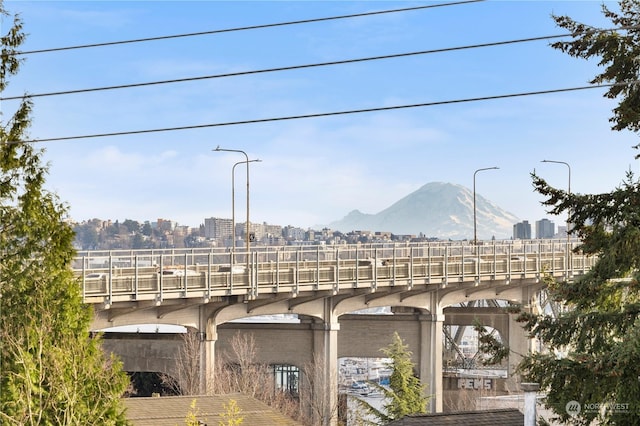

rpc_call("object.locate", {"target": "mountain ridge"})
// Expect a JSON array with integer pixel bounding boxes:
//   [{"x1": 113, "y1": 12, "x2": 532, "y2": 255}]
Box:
[{"x1": 327, "y1": 182, "x2": 519, "y2": 240}]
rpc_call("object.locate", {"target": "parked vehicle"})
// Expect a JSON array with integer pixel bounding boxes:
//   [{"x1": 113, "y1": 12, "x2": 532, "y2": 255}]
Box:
[
  {"x1": 218, "y1": 265, "x2": 247, "y2": 273},
  {"x1": 84, "y1": 272, "x2": 108, "y2": 279},
  {"x1": 161, "y1": 269, "x2": 199, "y2": 277}
]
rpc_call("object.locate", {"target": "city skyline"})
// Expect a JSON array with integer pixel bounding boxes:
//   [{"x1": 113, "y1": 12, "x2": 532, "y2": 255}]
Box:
[
  {"x1": 4, "y1": 1, "x2": 637, "y2": 229},
  {"x1": 77, "y1": 212, "x2": 560, "y2": 242}
]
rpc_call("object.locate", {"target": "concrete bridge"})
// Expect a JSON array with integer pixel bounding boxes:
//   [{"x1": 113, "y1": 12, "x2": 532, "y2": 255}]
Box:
[{"x1": 76, "y1": 240, "x2": 594, "y2": 424}]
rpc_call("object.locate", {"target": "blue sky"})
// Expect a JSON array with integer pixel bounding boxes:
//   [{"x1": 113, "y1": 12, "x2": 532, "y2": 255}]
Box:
[{"x1": 3, "y1": 0, "x2": 638, "y2": 233}]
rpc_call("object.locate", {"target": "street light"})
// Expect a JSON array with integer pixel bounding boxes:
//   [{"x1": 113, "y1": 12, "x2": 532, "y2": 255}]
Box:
[
  {"x1": 473, "y1": 166, "x2": 499, "y2": 244},
  {"x1": 231, "y1": 159, "x2": 261, "y2": 253},
  {"x1": 213, "y1": 146, "x2": 254, "y2": 270},
  {"x1": 541, "y1": 159, "x2": 571, "y2": 239}
]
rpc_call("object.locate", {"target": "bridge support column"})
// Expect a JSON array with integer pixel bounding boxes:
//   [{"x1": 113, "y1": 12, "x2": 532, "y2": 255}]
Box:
[
  {"x1": 505, "y1": 309, "x2": 535, "y2": 392},
  {"x1": 200, "y1": 318, "x2": 218, "y2": 395},
  {"x1": 309, "y1": 299, "x2": 340, "y2": 426},
  {"x1": 419, "y1": 311, "x2": 444, "y2": 413}
]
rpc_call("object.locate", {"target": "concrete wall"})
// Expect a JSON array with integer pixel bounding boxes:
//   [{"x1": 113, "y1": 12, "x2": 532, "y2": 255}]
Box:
[
  {"x1": 101, "y1": 334, "x2": 182, "y2": 376},
  {"x1": 103, "y1": 311, "x2": 507, "y2": 378},
  {"x1": 103, "y1": 315, "x2": 426, "y2": 373}
]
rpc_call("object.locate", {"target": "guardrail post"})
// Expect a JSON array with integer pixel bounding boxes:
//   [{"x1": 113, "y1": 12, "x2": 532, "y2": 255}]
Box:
[
  {"x1": 393, "y1": 245, "x2": 397, "y2": 284},
  {"x1": 274, "y1": 249, "x2": 280, "y2": 292},
  {"x1": 569, "y1": 240, "x2": 574, "y2": 277},
  {"x1": 81, "y1": 256, "x2": 87, "y2": 300},
  {"x1": 207, "y1": 253, "x2": 212, "y2": 298},
  {"x1": 355, "y1": 248, "x2": 359, "y2": 287},
  {"x1": 335, "y1": 247, "x2": 340, "y2": 292},
  {"x1": 134, "y1": 255, "x2": 139, "y2": 300},
  {"x1": 108, "y1": 254, "x2": 113, "y2": 304},
  {"x1": 228, "y1": 251, "x2": 234, "y2": 294},
  {"x1": 443, "y1": 246, "x2": 448, "y2": 285},
  {"x1": 158, "y1": 255, "x2": 164, "y2": 302},
  {"x1": 552, "y1": 240, "x2": 556, "y2": 278},
  {"x1": 295, "y1": 249, "x2": 300, "y2": 296},
  {"x1": 251, "y1": 251, "x2": 258, "y2": 299},
  {"x1": 507, "y1": 244, "x2": 512, "y2": 281},
  {"x1": 316, "y1": 246, "x2": 320, "y2": 291},
  {"x1": 474, "y1": 242, "x2": 481, "y2": 278},
  {"x1": 183, "y1": 252, "x2": 189, "y2": 296},
  {"x1": 372, "y1": 248, "x2": 378, "y2": 292}
]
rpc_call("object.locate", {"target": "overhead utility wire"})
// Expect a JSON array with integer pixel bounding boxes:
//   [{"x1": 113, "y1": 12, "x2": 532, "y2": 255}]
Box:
[
  {"x1": 18, "y1": 81, "x2": 631, "y2": 144},
  {"x1": 1, "y1": 33, "x2": 574, "y2": 101},
  {"x1": 17, "y1": 0, "x2": 483, "y2": 55},
  {"x1": 5, "y1": 25, "x2": 636, "y2": 101}
]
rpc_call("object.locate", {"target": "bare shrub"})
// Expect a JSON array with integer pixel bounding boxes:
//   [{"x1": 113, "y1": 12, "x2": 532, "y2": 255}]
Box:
[
  {"x1": 210, "y1": 332, "x2": 304, "y2": 423},
  {"x1": 161, "y1": 330, "x2": 202, "y2": 395},
  {"x1": 298, "y1": 354, "x2": 340, "y2": 426}
]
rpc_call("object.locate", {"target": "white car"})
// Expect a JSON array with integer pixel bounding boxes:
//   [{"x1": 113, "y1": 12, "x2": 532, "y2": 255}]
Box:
[
  {"x1": 218, "y1": 265, "x2": 247, "y2": 273},
  {"x1": 161, "y1": 269, "x2": 199, "y2": 277},
  {"x1": 84, "y1": 272, "x2": 108, "y2": 279}
]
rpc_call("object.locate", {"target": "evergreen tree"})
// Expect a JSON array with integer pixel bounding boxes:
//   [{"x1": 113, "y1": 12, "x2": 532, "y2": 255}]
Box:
[
  {"x1": 357, "y1": 332, "x2": 427, "y2": 424},
  {"x1": 479, "y1": 2, "x2": 640, "y2": 424},
  {"x1": 551, "y1": 0, "x2": 640, "y2": 134},
  {"x1": 516, "y1": 172, "x2": 640, "y2": 425},
  {"x1": 0, "y1": 3, "x2": 130, "y2": 424}
]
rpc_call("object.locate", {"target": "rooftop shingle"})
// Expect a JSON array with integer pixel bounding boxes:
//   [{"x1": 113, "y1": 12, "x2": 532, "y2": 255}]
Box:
[
  {"x1": 123, "y1": 393, "x2": 303, "y2": 426},
  {"x1": 386, "y1": 408, "x2": 524, "y2": 425}
]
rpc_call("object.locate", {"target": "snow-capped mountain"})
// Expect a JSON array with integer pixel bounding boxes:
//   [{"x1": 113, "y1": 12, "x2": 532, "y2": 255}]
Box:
[{"x1": 328, "y1": 182, "x2": 519, "y2": 240}]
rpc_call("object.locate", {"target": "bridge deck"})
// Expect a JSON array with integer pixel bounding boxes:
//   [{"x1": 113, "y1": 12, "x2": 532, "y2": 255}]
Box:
[{"x1": 75, "y1": 240, "x2": 594, "y2": 306}]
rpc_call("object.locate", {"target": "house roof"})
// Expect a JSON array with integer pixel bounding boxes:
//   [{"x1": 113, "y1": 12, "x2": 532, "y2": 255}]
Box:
[
  {"x1": 386, "y1": 408, "x2": 524, "y2": 425},
  {"x1": 123, "y1": 393, "x2": 303, "y2": 426}
]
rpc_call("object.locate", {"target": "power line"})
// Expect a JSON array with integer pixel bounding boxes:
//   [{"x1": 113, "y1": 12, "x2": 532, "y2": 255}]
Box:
[
  {"x1": 17, "y1": 0, "x2": 484, "y2": 55},
  {"x1": 18, "y1": 82, "x2": 629, "y2": 144},
  {"x1": 5, "y1": 25, "x2": 636, "y2": 101},
  {"x1": 1, "y1": 33, "x2": 573, "y2": 101}
]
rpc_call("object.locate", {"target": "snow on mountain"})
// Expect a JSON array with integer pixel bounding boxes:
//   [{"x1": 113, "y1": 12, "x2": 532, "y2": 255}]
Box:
[{"x1": 328, "y1": 182, "x2": 519, "y2": 240}]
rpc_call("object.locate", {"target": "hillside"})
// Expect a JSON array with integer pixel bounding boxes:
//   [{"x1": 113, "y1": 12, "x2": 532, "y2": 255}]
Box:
[{"x1": 328, "y1": 182, "x2": 519, "y2": 240}]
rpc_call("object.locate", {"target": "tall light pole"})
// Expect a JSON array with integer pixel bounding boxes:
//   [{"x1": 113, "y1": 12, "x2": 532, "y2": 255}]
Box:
[
  {"x1": 541, "y1": 159, "x2": 571, "y2": 240},
  {"x1": 231, "y1": 159, "x2": 261, "y2": 253},
  {"x1": 213, "y1": 146, "x2": 253, "y2": 269},
  {"x1": 474, "y1": 166, "x2": 499, "y2": 244}
]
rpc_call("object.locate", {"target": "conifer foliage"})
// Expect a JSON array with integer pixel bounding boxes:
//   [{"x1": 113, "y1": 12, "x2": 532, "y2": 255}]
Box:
[
  {"x1": 0, "y1": 3, "x2": 130, "y2": 424},
  {"x1": 518, "y1": 172, "x2": 640, "y2": 424},
  {"x1": 357, "y1": 332, "x2": 428, "y2": 424},
  {"x1": 551, "y1": 0, "x2": 640, "y2": 134},
  {"x1": 502, "y1": 1, "x2": 640, "y2": 424}
]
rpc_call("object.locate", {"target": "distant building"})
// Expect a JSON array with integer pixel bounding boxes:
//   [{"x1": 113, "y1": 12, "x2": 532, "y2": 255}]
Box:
[
  {"x1": 535, "y1": 218, "x2": 555, "y2": 239},
  {"x1": 374, "y1": 231, "x2": 393, "y2": 240},
  {"x1": 305, "y1": 229, "x2": 315, "y2": 242},
  {"x1": 246, "y1": 221, "x2": 284, "y2": 245},
  {"x1": 283, "y1": 225, "x2": 306, "y2": 241},
  {"x1": 204, "y1": 217, "x2": 233, "y2": 242},
  {"x1": 154, "y1": 218, "x2": 175, "y2": 232},
  {"x1": 513, "y1": 220, "x2": 531, "y2": 239},
  {"x1": 556, "y1": 225, "x2": 568, "y2": 239}
]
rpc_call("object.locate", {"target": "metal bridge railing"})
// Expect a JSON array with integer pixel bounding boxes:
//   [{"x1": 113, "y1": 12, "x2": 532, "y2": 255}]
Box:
[{"x1": 75, "y1": 239, "x2": 595, "y2": 306}]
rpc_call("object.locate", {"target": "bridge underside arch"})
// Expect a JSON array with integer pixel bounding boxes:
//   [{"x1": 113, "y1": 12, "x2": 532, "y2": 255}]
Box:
[{"x1": 101, "y1": 333, "x2": 183, "y2": 378}]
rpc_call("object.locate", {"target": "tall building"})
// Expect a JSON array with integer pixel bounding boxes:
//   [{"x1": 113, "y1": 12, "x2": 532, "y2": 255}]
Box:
[
  {"x1": 283, "y1": 225, "x2": 306, "y2": 241},
  {"x1": 535, "y1": 218, "x2": 555, "y2": 239},
  {"x1": 513, "y1": 220, "x2": 531, "y2": 240},
  {"x1": 204, "y1": 217, "x2": 233, "y2": 241},
  {"x1": 154, "y1": 218, "x2": 175, "y2": 232}
]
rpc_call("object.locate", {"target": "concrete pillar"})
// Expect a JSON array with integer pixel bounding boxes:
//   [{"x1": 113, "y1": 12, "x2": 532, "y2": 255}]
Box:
[
  {"x1": 521, "y1": 382, "x2": 540, "y2": 426},
  {"x1": 419, "y1": 311, "x2": 444, "y2": 413},
  {"x1": 201, "y1": 317, "x2": 217, "y2": 394},
  {"x1": 310, "y1": 298, "x2": 340, "y2": 426},
  {"x1": 504, "y1": 310, "x2": 534, "y2": 393}
]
